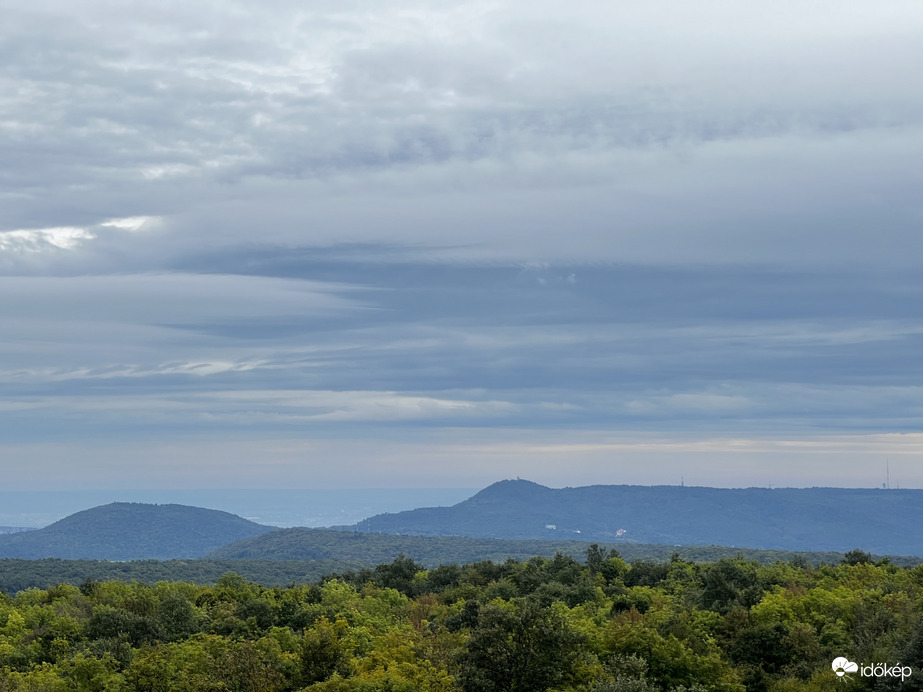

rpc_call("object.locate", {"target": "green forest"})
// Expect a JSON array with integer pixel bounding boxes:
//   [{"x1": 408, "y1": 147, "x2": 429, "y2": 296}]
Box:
[{"x1": 1, "y1": 548, "x2": 920, "y2": 691}]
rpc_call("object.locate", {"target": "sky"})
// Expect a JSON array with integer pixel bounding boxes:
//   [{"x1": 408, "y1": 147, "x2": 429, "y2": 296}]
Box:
[{"x1": 2, "y1": 0, "x2": 923, "y2": 490}]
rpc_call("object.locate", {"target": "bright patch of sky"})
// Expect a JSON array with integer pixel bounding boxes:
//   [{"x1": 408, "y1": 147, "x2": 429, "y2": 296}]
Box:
[{"x1": 2, "y1": 0, "x2": 922, "y2": 489}]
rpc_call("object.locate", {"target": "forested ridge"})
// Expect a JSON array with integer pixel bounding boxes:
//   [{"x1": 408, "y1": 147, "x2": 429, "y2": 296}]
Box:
[
  {"x1": 7, "y1": 483, "x2": 923, "y2": 564},
  {"x1": 0, "y1": 504, "x2": 272, "y2": 561},
  {"x1": 4, "y1": 536, "x2": 910, "y2": 595},
  {"x1": 355, "y1": 479, "x2": 923, "y2": 554},
  {"x1": 1, "y1": 548, "x2": 921, "y2": 691},
  {"x1": 205, "y1": 527, "x2": 867, "y2": 566},
  {"x1": 0, "y1": 560, "x2": 352, "y2": 596}
]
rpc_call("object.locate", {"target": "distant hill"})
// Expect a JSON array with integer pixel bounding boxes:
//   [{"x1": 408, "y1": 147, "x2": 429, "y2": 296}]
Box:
[
  {"x1": 205, "y1": 526, "x2": 864, "y2": 567},
  {"x1": 346, "y1": 479, "x2": 923, "y2": 555},
  {"x1": 2, "y1": 536, "x2": 921, "y2": 595},
  {"x1": 0, "y1": 503, "x2": 274, "y2": 560},
  {"x1": 208, "y1": 527, "x2": 622, "y2": 564}
]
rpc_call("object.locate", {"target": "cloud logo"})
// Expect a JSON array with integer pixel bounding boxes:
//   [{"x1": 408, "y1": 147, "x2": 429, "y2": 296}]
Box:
[{"x1": 832, "y1": 657, "x2": 859, "y2": 678}]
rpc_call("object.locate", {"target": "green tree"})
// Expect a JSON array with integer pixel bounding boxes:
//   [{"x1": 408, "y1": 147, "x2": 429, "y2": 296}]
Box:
[
  {"x1": 459, "y1": 600, "x2": 585, "y2": 692},
  {"x1": 300, "y1": 617, "x2": 352, "y2": 686},
  {"x1": 842, "y1": 549, "x2": 875, "y2": 566}
]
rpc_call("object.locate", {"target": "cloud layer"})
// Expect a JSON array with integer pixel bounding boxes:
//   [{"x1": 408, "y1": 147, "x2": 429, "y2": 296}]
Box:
[
  {"x1": 2, "y1": 0, "x2": 922, "y2": 487},
  {"x1": 4, "y1": 0, "x2": 923, "y2": 265}
]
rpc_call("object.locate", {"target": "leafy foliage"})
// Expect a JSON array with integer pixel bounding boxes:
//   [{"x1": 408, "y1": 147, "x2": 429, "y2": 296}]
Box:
[
  {"x1": 0, "y1": 549, "x2": 922, "y2": 690},
  {"x1": 0, "y1": 559, "x2": 347, "y2": 595}
]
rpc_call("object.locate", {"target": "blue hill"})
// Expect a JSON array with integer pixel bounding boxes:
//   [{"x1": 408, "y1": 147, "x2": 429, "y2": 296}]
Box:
[
  {"x1": 0, "y1": 503, "x2": 273, "y2": 560},
  {"x1": 350, "y1": 480, "x2": 923, "y2": 555}
]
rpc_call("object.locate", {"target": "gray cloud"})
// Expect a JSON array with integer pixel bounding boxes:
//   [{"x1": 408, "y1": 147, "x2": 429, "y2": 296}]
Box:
[
  {"x1": 3, "y1": 1, "x2": 923, "y2": 487},
  {"x1": 3, "y1": 0, "x2": 922, "y2": 265}
]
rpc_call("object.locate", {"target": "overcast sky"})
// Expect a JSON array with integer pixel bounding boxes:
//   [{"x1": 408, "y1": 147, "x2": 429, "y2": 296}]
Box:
[{"x1": 2, "y1": 0, "x2": 923, "y2": 490}]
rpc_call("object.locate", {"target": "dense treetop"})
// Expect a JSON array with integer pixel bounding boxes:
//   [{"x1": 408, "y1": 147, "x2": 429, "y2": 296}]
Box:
[{"x1": 1, "y1": 547, "x2": 922, "y2": 690}]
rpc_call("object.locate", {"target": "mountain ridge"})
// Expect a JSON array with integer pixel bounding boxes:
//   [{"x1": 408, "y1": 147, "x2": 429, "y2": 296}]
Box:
[
  {"x1": 347, "y1": 479, "x2": 923, "y2": 554},
  {"x1": 0, "y1": 502, "x2": 274, "y2": 560}
]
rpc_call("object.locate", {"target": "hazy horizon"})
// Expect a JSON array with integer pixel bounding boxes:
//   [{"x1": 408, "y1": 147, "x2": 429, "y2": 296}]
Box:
[
  {"x1": 0, "y1": 488, "x2": 480, "y2": 529},
  {"x1": 2, "y1": 476, "x2": 918, "y2": 530}
]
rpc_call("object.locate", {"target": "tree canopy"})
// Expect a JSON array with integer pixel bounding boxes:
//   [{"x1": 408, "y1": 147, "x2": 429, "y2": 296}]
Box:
[{"x1": 0, "y1": 548, "x2": 920, "y2": 690}]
